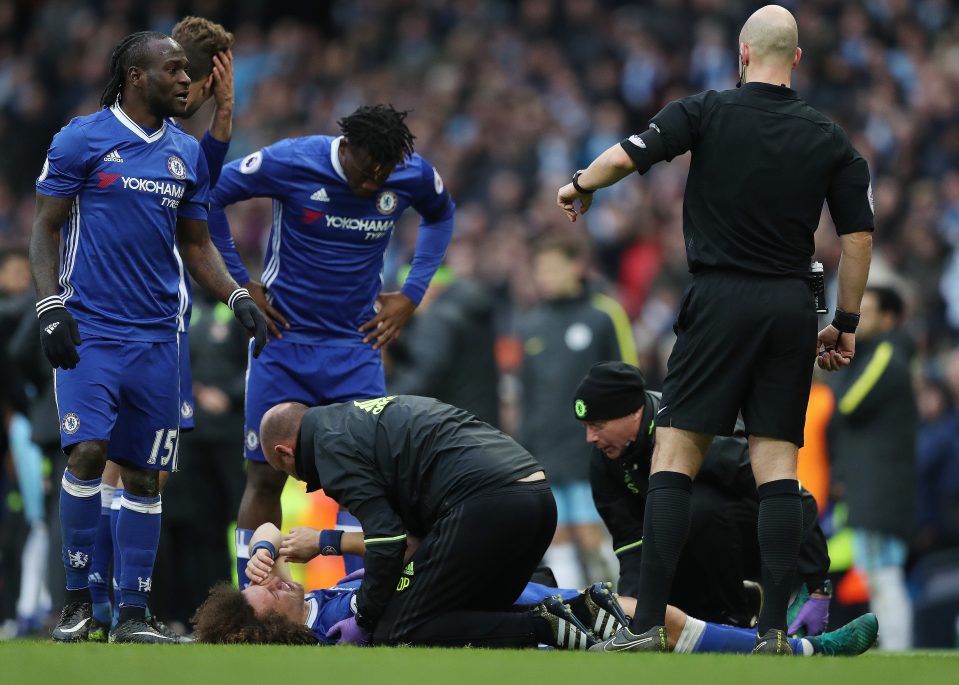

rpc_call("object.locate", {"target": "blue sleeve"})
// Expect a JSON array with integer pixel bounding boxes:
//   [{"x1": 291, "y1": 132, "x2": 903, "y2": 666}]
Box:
[
  {"x1": 200, "y1": 131, "x2": 229, "y2": 188},
  {"x1": 36, "y1": 120, "x2": 89, "y2": 198},
  {"x1": 177, "y1": 144, "x2": 210, "y2": 221},
  {"x1": 400, "y1": 158, "x2": 455, "y2": 304},
  {"x1": 208, "y1": 143, "x2": 293, "y2": 284}
]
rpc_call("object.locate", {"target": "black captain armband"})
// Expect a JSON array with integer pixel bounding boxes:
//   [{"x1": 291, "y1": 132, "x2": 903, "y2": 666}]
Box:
[
  {"x1": 831, "y1": 309, "x2": 860, "y2": 334},
  {"x1": 619, "y1": 126, "x2": 669, "y2": 175}
]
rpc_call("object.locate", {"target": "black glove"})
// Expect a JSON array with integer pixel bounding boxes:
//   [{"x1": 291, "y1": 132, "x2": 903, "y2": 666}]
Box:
[
  {"x1": 229, "y1": 288, "x2": 268, "y2": 358},
  {"x1": 36, "y1": 296, "x2": 81, "y2": 369}
]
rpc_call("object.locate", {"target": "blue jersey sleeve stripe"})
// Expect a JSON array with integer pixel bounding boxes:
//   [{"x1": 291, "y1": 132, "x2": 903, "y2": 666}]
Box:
[
  {"x1": 261, "y1": 200, "x2": 284, "y2": 288},
  {"x1": 59, "y1": 197, "x2": 80, "y2": 303}
]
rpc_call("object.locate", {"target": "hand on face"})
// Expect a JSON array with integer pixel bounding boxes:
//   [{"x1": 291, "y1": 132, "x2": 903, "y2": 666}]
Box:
[{"x1": 242, "y1": 575, "x2": 306, "y2": 623}]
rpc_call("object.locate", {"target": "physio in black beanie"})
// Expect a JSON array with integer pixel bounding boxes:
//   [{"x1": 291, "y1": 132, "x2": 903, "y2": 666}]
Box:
[{"x1": 573, "y1": 361, "x2": 646, "y2": 423}]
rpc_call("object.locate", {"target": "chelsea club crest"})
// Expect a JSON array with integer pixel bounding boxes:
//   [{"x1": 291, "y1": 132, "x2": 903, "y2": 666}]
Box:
[
  {"x1": 167, "y1": 155, "x2": 186, "y2": 180},
  {"x1": 376, "y1": 190, "x2": 398, "y2": 215}
]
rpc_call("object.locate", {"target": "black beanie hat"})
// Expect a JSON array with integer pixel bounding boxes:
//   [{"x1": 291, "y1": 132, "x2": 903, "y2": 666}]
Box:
[{"x1": 573, "y1": 361, "x2": 646, "y2": 421}]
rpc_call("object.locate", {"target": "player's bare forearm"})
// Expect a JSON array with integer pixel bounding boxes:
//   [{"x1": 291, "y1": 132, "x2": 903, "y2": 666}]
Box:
[
  {"x1": 248, "y1": 522, "x2": 293, "y2": 583},
  {"x1": 29, "y1": 194, "x2": 73, "y2": 298},
  {"x1": 209, "y1": 51, "x2": 233, "y2": 142},
  {"x1": 209, "y1": 107, "x2": 232, "y2": 143},
  {"x1": 176, "y1": 217, "x2": 240, "y2": 302},
  {"x1": 836, "y1": 231, "x2": 873, "y2": 313}
]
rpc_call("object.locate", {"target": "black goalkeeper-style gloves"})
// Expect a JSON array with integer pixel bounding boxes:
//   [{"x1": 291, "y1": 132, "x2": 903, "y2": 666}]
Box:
[
  {"x1": 229, "y1": 287, "x2": 268, "y2": 358},
  {"x1": 36, "y1": 295, "x2": 81, "y2": 369}
]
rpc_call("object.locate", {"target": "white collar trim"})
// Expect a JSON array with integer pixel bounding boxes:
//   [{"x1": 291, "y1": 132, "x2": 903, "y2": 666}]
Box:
[
  {"x1": 330, "y1": 136, "x2": 348, "y2": 182},
  {"x1": 110, "y1": 104, "x2": 167, "y2": 143}
]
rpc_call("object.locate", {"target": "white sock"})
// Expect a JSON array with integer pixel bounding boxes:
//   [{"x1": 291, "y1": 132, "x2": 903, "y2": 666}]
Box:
[{"x1": 674, "y1": 616, "x2": 706, "y2": 653}]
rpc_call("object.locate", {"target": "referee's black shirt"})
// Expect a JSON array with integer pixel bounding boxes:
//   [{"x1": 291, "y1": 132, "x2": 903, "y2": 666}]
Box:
[
  {"x1": 621, "y1": 82, "x2": 874, "y2": 277},
  {"x1": 293, "y1": 395, "x2": 542, "y2": 628}
]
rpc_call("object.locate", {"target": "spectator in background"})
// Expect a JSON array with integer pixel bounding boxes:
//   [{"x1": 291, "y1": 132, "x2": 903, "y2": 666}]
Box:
[
  {"x1": 387, "y1": 238, "x2": 500, "y2": 427},
  {"x1": 518, "y1": 232, "x2": 636, "y2": 588},
  {"x1": 829, "y1": 286, "x2": 917, "y2": 651},
  {"x1": 915, "y1": 361, "x2": 959, "y2": 554}
]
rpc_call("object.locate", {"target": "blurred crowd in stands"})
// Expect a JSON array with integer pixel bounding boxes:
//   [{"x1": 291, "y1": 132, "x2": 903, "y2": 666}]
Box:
[{"x1": 2, "y1": 0, "x2": 959, "y2": 646}]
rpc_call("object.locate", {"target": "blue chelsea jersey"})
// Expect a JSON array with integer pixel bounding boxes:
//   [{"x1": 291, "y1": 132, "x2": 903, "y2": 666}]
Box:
[
  {"x1": 210, "y1": 135, "x2": 454, "y2": 342},
  {"x1": 304, "y1": 580, "x2": 360, "y2": 645},
  {"x1": 36, "y1": 105, "x2": 210, "y2": 342}
]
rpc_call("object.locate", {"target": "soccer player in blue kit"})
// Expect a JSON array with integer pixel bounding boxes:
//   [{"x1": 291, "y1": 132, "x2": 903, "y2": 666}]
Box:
[
  {"x1": 191, "y1": 522, "x2": 878, "y2": 655},
  {"x1": 29, "y1": 31, "x2": 267, "y2": 643},
  {"x1": 88, "y1": 18, "x2": 242, "y2": 640},
  {"x1": 207, "y1": 105, "x2": 455, "y2": 585}
]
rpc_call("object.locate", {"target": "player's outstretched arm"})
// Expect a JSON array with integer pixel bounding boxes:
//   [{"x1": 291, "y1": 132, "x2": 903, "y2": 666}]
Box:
[
  {"x1": 176, "y1": 216, "x2": 268, "y2": 356},
  {"x1": 30, "y1": 194, "x2": 82, "y2": 369}
]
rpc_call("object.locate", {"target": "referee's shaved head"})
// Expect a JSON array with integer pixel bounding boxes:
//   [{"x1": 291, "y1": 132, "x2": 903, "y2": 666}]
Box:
[
  {"x1": 260, "y1": 402, "x2": 309, "y2": 475},
  {"x1": 740, "y1": 4, "x2": 798, "y2": 66}
]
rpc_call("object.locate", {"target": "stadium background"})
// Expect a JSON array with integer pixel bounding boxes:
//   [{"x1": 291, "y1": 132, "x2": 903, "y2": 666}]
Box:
[{"x1": 1, "y1": 0, "x2": 959, "y2": 649}]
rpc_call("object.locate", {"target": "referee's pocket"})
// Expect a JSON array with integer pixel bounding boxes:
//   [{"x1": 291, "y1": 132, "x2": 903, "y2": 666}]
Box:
[{"x1": 674, "y1": 282, "x2": 695, "y2": 334}]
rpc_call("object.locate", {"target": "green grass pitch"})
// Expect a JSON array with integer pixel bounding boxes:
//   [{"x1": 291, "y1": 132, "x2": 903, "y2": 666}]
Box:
[{"x1": 3, "y1": 642, "x2": 959, "y2": 685}]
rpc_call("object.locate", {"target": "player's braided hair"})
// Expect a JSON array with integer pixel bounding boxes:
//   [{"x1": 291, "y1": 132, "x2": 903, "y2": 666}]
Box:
[
  {"x1": 171, "y1": 16, "x2": 234, "y2": 79},
  {"x1": 99, "y1": 31, "x2": 169, "y2": 108},
  {"x1": 338, "y1": 105, "x2": 416, "y2": 167},
  {"x1": 191, "y1": 583, "x2": 319, "y2": 645}
]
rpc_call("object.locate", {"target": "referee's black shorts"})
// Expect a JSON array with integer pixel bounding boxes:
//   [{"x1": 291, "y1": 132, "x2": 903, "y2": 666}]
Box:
[{"x1": 657, "y1": 269, "x2": 818, "y2": 447}]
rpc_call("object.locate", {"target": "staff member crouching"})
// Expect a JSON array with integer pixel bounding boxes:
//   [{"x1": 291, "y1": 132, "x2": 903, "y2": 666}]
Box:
[
  {"x1": 256, "y1": 395, "x2": 596, "y2": 649},
  {"x1": 575, "y1": 362, "x2": 831, "y2": 633}
]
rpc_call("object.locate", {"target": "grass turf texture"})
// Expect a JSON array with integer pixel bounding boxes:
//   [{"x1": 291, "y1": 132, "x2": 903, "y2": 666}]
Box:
[{"x1": 3, "y1": 643, "x2": 959, "y2": 685}]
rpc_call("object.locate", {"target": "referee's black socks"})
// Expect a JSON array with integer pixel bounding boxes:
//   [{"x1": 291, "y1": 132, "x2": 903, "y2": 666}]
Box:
[
  {"x1": 756, "y1": 478, "x2": 802, "y2": 635},
  {"x1": 630, "y1": 471, "x2": 692, "y2": 634}
]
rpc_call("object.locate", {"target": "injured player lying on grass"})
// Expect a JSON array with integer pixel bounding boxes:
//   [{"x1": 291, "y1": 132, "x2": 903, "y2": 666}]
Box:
[{"x1": 191, "y1": 523, "x2": 877, "y2": 655}]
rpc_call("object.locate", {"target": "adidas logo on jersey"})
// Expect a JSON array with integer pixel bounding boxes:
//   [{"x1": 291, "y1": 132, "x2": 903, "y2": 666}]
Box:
[
  {"x1": 310, "y1": 188, "x2": 330, "y2": 202},
  {"x1": 103, "y1": 149, "x2": 124, "y2": 163}
]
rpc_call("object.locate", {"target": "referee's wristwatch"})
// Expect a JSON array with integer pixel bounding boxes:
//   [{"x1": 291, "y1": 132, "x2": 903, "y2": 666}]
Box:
[{"x1": 572, "y1": 169, "x2": 595, "y2": 194}]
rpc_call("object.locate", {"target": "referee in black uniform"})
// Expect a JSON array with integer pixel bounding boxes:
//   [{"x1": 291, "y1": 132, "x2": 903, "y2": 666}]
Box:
[
  {"x1": 558, "y1": 5, "x2": 873, "y2": 654},
  {"x1": 257, "y1": 395, "x2": 595, "y2": 649}
]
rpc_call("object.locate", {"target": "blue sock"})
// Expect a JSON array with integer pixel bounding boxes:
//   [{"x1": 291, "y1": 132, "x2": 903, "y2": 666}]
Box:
[
  {"x1": 693, "y1": 621, "x2": 805, "y2": 655},
  {"x1": 115, "y1": 493, "x2": 161, "y2": 613},
  {"x1": 111, "y1": 488, "x2": 123, "y2": 626},
  {"x1": 337, "y1": 511, "x2": 364, "y2": 574},
  {"x1": 59, "y1": 469, "x2": 102, "y2": 592},
  {"x1": 88, "y1": 484, "x2": 115, "y2": 623},
  {"x1": 235, "y1": 528, "x2": 253, "y2": 589}
]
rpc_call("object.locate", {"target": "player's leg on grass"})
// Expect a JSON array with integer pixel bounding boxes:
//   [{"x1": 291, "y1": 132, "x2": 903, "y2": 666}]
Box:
[
  {"x1": 107, "y1": 340, "x2": 182, "y2": 643},
  {"x1": 53, "y1": 439, "x2": 108, "y2": 642},
  {"x1": 87, "y1": 461, "x2": 121, "y2": 640}
]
